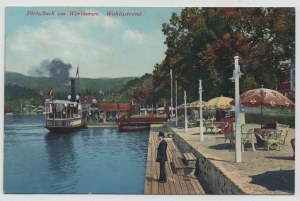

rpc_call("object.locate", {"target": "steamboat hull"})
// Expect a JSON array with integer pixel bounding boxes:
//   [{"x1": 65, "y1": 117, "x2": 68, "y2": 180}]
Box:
[{"x1": 45, "y1": 123, "x2": 86, "y2": 133}]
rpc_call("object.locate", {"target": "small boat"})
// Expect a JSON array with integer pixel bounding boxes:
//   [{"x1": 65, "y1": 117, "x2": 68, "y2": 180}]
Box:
[
  {"x1": 45, "y1": 99, "x2": 87, "y2": 133},
  {"x1": 35, "y1": 105, "x2": 45, "y2": 115}
]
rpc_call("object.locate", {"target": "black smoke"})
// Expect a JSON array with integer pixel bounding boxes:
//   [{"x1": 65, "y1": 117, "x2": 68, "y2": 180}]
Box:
[{"x1": 29, "y1": 59, "x2": 72, "y2": 84}]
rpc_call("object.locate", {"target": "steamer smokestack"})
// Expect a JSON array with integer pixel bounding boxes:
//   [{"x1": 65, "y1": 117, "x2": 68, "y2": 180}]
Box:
[{"x1": 70, "y1": 79, "x2": 76, "y2": 102}]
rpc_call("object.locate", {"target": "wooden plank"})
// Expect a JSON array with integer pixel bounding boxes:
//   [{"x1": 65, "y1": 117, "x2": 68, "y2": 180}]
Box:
[
  {"x1": 150, "y1": 128, "x2": 159, "y2": 194},
  {"x1": 144, "y1": 125, "x2": 205, "y2": 195},
  {"x1": 170, "y1": 146, "x2": 201, "y2": 194},
  {"x1": 153, "y1": 131, "x2": 166, "y2": 195},
  {"x1": 184, "y1": 175, "x2": 196, "y2": 195},
  {"x1": 164, "y1": 140, "x2": 178, "y2": 194},
  {"x1": 183, "y1": 153, "x2": 197, "y2": 161},
  {"x1": 144, "y1": 139, "x2": 152, "y2": 194},
  {"x1": 167, "y1": 140, "x2": 190, "y2": 194},
  {"x1": 167, "y1": 140, "x2": 182, "y2": 195},
  {"x1": 144, "y1": 129, "x2": 153, "y2": 194},
  {"x1": 171, "y1": 149, "x2": 197, "y2": 194},
  {"x1": 189, "y1": 175, "x2": 206, "y2": 194}
]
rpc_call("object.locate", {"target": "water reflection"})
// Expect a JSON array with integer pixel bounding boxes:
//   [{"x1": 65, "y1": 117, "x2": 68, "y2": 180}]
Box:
[
  {"x1": 5, "y1": 115, "x2": 149, "y2": 193},
  {"x1": 44, "y1": 133, "x2": 79, "y2": 181}
]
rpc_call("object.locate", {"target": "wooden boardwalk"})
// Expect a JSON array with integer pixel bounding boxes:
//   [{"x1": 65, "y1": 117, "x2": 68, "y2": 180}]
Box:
[{"x1": 144, "y1": 125, "x2": 205, "y2": 195}]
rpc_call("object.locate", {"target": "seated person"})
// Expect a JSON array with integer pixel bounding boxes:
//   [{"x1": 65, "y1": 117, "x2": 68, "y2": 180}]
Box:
[{"x1": 263, "y1": 118, "x2": 277, "y2": 129}]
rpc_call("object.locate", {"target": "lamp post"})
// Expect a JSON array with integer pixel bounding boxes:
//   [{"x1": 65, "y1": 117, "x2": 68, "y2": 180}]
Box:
[{"x1": 230, "y1": 56, "x2": 243, "y2": 163}]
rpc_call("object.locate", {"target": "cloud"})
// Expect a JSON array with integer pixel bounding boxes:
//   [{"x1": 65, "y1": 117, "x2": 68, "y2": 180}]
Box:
[
  {"x1": 6, "y1": 10, "x2": 159, "y2": 78},
  {"x1": 124, "y1": 29, "x2": 147, "y2": 44},
  {"x1": 6, "y1": 15, "x2": 117, "y2": 76},
  {"x1": 103, "y1": 15, "x2": 120, "y2": 28}
]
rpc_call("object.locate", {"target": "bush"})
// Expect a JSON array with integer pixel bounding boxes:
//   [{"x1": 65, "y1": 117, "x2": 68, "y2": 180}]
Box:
[{"x1": 245, "y1": 113, "x2": 295, "y2": 128}]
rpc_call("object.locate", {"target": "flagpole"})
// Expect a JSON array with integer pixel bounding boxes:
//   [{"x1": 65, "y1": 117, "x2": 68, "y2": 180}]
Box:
[{"x1": 76, "y1": 65, "x2": 80, "y2": 97}]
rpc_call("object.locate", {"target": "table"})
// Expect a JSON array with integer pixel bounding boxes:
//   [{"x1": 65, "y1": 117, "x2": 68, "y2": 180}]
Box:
[
  {"x1": 254, "y1": 128, "x2": 281, "y2": 149},
  {"x1": 254, "y1": 128, "x2": 278, "y2": 137},
  {"x1": 214, "y1": 122, "x2": 229, "y2": 134}
]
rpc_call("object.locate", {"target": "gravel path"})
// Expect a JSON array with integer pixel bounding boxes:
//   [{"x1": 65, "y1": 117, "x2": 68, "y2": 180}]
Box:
[{"x1": 171, "y1": 126, "x2": 295, "y2": 194}]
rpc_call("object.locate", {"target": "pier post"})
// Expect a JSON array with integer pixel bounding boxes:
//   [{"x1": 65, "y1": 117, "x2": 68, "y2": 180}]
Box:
[
  {"x1": 170, "y1": 69, "x2": 174, "y2": 118},
  {"x1": 175, "y1": 79, "x2": 178, "y2": 127},
  {"x1": 184, "y1": 90, "x2": 188, "y2": 132},
  {"x1": 199, "y1": 80, "x2": 203, "y2": 141}
]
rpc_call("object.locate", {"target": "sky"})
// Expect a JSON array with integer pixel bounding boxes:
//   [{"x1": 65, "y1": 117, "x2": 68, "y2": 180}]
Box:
[{"x1": 5, "y1": 7, "x2": 182, "y2": 78}]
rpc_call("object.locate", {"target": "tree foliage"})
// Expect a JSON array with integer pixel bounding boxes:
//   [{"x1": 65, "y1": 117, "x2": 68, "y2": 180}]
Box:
[
  {"x1": 108, "y1": 8, "x2": 295, "y2": 107},
  {"x1": 150, "y1": 7, "x2": 295, "y2": 105}
]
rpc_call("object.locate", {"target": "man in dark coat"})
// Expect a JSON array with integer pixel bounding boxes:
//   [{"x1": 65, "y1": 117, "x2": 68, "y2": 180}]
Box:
[
  {"x1": 156, "y1": 132, "x2": 168, "y2": 183},
  {"x1": 263, "y1": 118, "x2": 277, "y2": 129}
]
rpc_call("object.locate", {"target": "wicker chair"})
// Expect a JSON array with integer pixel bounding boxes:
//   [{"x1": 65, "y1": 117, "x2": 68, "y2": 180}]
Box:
[
  {"x1": 241, "y1": 124, "x2": 256, "y2": 152},
  {"x1": 263, "y1": 129, "x2": 283, "y2": 150},
  {"x1": 224, "y1": 123, "x2": 235, "y2": 144},
  {"x1": 277, "y1": 124, "x2": 289, "y2": 145}
]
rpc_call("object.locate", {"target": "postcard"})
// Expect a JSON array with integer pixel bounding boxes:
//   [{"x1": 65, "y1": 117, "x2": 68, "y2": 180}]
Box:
[{"x1": 0, "y1": 1, "x2": 298, "y2": 201}]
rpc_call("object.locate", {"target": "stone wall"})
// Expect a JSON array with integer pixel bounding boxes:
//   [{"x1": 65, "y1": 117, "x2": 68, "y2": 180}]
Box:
[{"x1": 172, "y1": 129, "x2": 245, "y2": 194}]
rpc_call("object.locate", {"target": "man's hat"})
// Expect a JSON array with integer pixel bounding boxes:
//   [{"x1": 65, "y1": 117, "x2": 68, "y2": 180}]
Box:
[{"x1": 158, "y1": 132, "x2": 165, "y2": 137}]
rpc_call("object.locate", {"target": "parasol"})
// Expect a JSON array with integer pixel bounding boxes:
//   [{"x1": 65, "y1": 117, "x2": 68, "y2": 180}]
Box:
[
  {"x1": 178, "y1": 101, "x2": 206, "y2": 109},
  {"x1": 204, "y1": 96, "x2": 234, "y2": 109},
  {"x1": 240, "y1": 88, "x2": 294, "y2": 109},
  {"x1": 239, "y1": 87, "x2": 295, "y2": 127},
  {"x1": 187, "y1": 101, "x2": 206, "y2": 108}
]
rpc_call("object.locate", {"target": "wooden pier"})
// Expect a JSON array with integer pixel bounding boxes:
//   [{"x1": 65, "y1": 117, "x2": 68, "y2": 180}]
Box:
[{"x1": 144, "y1": 125, "x2": 205, "y2": 195}]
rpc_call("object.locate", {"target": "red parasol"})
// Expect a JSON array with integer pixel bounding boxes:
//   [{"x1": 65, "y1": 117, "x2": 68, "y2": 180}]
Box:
[
  {"x1": 240, "y1": 88, "x2": 294, "y2": 109},
  {"x1": 233, "y1": 87, "x2": 295, "y2": 127}
]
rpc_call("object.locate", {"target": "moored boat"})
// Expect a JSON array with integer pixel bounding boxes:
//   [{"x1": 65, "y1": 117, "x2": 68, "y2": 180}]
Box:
[{"x1": 117, "y1": 116, "x2": 167, "y2": 132}]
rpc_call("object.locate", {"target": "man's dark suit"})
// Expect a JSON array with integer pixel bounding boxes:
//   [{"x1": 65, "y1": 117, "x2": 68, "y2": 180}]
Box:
[{"x1": 156, "y1": 139, "x2": 168, "y2": 182}]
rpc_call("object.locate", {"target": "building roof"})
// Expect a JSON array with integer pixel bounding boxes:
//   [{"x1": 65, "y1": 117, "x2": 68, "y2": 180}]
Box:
[{"x1": 98, "y1": 103, "x2": 132, "y2": 111}]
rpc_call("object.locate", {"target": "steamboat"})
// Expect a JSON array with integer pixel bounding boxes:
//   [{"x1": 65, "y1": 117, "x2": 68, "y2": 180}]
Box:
[{"x1": 45, "y1": 79, "x2": 87, "y2": 133}]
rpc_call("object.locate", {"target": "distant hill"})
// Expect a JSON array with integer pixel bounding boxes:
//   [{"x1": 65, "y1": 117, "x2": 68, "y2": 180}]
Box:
[
  {"x1": 4, "y1": 71, "x2": 137, "y2": 109},
  {"x1": 5, "y1": 72, "x2": 137, "y2": 94}
]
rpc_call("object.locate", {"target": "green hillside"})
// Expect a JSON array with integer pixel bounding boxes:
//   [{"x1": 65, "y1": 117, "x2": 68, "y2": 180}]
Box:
[
  {"x1": 4, "y1": 72, "x2": 136, "y2": 110},
  {"x1": 5, "y1": 72, "x2": 136, "y2": 92}
]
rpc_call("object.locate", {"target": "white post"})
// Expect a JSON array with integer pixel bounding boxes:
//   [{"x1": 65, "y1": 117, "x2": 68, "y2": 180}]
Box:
[
  {"x1": 175, "y1": 79, "x2": 178, "y2": 127},
  {"x1": 199, "y1": 80, "x2": 204, "y2": 141},
  {"x1": 146, "y1": 105, "x2": 148, "y2": 117},
  {"x1": 234, "y1": 56, "x2": 242, "y2": 163},
  {"x1": 184, "y1": 90, "x2": 188, "y2": 132},
  {"x1": 170, "y1": 69, "x2": 173, "y2": 118}
]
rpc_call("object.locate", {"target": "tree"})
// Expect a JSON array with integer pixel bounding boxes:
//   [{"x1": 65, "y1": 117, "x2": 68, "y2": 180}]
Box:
[
  {"x1": 133, "y1": 76, "x2": 154, "y2": 105},
  {"x1": 153, "y1": 8, "x2": 235, "y2": 100},
  {"x1": 202, "y1": 8, "x2": 295, "y2": 92}
]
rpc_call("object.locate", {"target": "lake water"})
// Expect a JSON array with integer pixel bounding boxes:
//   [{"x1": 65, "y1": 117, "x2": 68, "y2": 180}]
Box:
[{"x1": 4, "y1": 115, "x2": 149, "y2": 194}]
